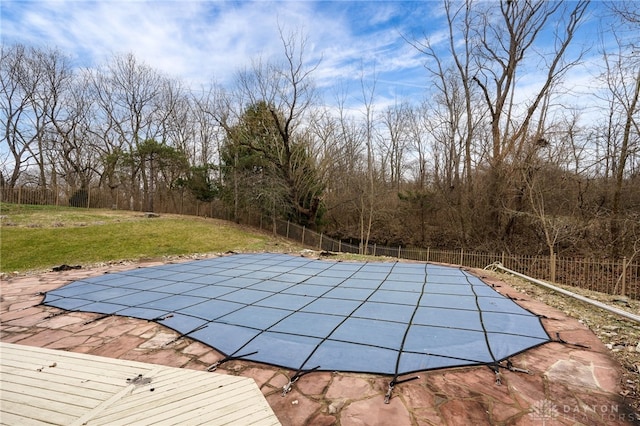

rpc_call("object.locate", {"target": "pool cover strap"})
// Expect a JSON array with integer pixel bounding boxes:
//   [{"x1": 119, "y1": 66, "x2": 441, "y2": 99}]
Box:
[
  {"x1": 385, "y1": 263, "x2": 429, "y2": 403},
  {"x1": 282, "y1": 366, "x2": 321, "y2": 396},
  {"x1": 207, "y1": 350, "x2": 259, "y2": 371},
  {"x1": 553, "y1": 332, "x2": 589, "y2": 349},
  {"x1": 384, "y1": 375, "x2": 420, "y2": 404},
  {"x1": 489, "y1": 359, "x2": 531, "y2": 385},
  {"x1": 280, "y1": 260, "x2": 396, "y2": 395},
  {"x1": 162, "y1": 323, "x2": 208, "y2": 347}
]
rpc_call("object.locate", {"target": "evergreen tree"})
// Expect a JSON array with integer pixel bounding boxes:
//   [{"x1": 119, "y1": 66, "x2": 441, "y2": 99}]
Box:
[{"x1": 220, "y1": 101, "x2": 324, "y2": 227}]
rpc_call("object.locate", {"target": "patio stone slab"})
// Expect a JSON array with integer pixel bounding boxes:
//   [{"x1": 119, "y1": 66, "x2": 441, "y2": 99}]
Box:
[{"x1": 1, "y1": 259, "x2": 636, "y2": 425}]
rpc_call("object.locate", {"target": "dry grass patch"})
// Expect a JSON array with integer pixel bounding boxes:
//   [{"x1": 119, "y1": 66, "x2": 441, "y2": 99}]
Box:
[{"x1": 1, "y1": 204, "x2": 276, "y2": 273}]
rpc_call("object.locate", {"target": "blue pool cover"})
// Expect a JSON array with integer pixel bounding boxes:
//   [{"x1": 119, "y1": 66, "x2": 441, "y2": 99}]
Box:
[{"x1": 42, "y1": 253, "x2": 549, "y2": 377}]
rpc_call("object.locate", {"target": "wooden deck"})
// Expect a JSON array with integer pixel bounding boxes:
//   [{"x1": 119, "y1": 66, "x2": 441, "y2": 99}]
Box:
[{"x1": 0, "y1": 342, "x2": 280, "y2": 425}]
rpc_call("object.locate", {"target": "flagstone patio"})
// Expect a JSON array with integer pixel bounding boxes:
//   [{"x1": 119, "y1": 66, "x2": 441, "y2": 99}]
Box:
[{"x1": 1, "y1": 257, "x2": 636, "y2": 425}]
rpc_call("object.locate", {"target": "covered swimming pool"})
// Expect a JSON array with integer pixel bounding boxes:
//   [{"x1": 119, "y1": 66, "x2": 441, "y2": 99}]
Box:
[{"x1": 43, "y1": 253, "x2": 549, "y2": 396}]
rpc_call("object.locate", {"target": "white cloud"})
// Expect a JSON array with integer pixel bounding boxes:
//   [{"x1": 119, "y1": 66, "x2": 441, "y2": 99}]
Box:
[
  {"x1": 1, "y1": 0, "x2": 433, "y2": 98},
  {"x1": 5, "y1": 0, "x2": 612, "y2": 117}
]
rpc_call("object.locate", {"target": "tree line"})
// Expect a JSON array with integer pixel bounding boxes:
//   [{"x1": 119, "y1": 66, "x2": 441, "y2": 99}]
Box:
[{"x1": 1, "y1": 0, "x2": 639, "y2": 260}]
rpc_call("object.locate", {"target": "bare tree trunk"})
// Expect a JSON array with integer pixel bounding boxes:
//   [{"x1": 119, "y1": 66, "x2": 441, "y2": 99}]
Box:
[
  {"x1": 610, "y1": 70, "x2": 640, "y2": 257},
  {"x1": 360, "y1": 67, "x2": 377, "y2": 254}
]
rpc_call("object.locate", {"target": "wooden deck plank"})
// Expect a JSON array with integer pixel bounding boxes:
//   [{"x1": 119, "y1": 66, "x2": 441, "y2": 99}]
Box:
[
  {"x1": 0, "y1": 398, "x2": 77, "y2": 425},
  {"x1": 92, "y1": 376, "x2": 250, "y2": 417},
  {"x1": 1, "y1": 345, "x2": 152, "y2": 382},
  {"x1": 0, "y1": 361, "x2": 125, "y2": 394},
  {"x1": 166, "y1": 391, "x2": 281, "y2": 426},
  {"x1": 70, "y1": 367, "x2": 165, "y2": 426},
  {"x1": 1, "y1": 356, "x2": 146, "y2": 383},
  {"x1": 91, "y1": 371, "x2": 262, "y2": 423},
  {"x1": 0, "y1": 368, "x2": 116, "y2": 401},
  {"x1": 206, "y1": 406, "x2": 283, "y2": 426},
  {"x1": 176, "y1": 385, "x2": 276, "y2": 423},
  {"x1": 0, "y1": 410, "x2": 52, "y2": 426},
  {"x1": 0, "y1": 380, "x2": 95, "y2": 414},
  {"x1": 0, "y1": 343, "x2": 280, "y2": 426}
]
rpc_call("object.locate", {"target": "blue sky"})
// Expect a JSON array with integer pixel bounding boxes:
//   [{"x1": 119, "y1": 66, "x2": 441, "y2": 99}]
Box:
[
  {"x1": 0, "y1": 0, "x2": 618, "y2": 110},
  {"x1": 0, "y1": 1, "x2": 440, "y2": 102}
]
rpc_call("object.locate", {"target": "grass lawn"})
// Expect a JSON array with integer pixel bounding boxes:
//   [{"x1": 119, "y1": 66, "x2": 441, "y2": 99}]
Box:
[{"x1": 1, "y1": 203, "x2": 279, "y2": 273}]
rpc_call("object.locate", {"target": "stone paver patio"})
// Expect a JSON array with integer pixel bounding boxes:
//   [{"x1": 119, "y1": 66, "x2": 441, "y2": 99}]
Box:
[{"x1": 1, "y1": 257, "x2": 637, "y2": 425}]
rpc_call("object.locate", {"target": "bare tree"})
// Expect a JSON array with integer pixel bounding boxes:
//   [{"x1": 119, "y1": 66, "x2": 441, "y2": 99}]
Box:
[
  {"x1": 520, "y1": 137, "x2": 586, "y2": 255},
  {"x1": 192, "y1": 86, "x2": 225, "y2": 169},
  {"x1": 157, "y1": 79, "x2": 192, "y2": 155},
  {"x1": 607, "y1": 0, "x2": 640, "y2": 26},
  {"x1": 399, "y1": 103, "x2": 433, "y2": 245},
  {"x1": 409, "y1": 0, "x2": 484, "y2": 230},
  {"x1": 472, "y1": 0, "x2": 589, "y2": 239},
  {"x1": 423, "y1": 1, "x2": 479, "y2": 176},
  {"x1": 416, "y1": 0, "x2": 589, "y2": 243},
  {"x1": 88, "y1": 53, "x2": 169, "y2": 210},
  {"x1": 319, "y1": 87, "x2": 367, "y2": 239},
  {"x1": 358, "y1": 66, "x2": 378, "y2": 253},
  {"x1": 600, "y1": 2, "x2": 640, "y2": 257},
  {"x1": 48, "y1": 69, "x2": 100, "y2": 195},
  {"x1": 1, "y1": 44, "x2": 36, "y2": 188},
  {"x1": 378, "y1": 101, "x2": 410, "y2": 191},
  {"x1": 0, "y1": 44, "x2": 80, "y2": 194}
]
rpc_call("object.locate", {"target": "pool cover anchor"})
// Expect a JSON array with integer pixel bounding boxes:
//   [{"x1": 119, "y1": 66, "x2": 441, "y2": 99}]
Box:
[
  {"x1": 384, "y1": 375, "x2": 420, "y2": 404},
  {"x1": 489, "y1": 360, "x2": 531, "y2": 385},
  {"x1": 282, "y1": 366, "x2": 321, "y2": 397},
  {"x1": 206, "y1": 350, "x2": 259, "y2": 372},
  {"x1": 504, "y1": 359, "x2": 530, "y2": 374}
]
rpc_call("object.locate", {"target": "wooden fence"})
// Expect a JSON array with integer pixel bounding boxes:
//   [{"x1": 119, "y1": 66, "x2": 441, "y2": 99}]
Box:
[{"x1": 2, "y1": 186, "x2": 638, "y2": 300}]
